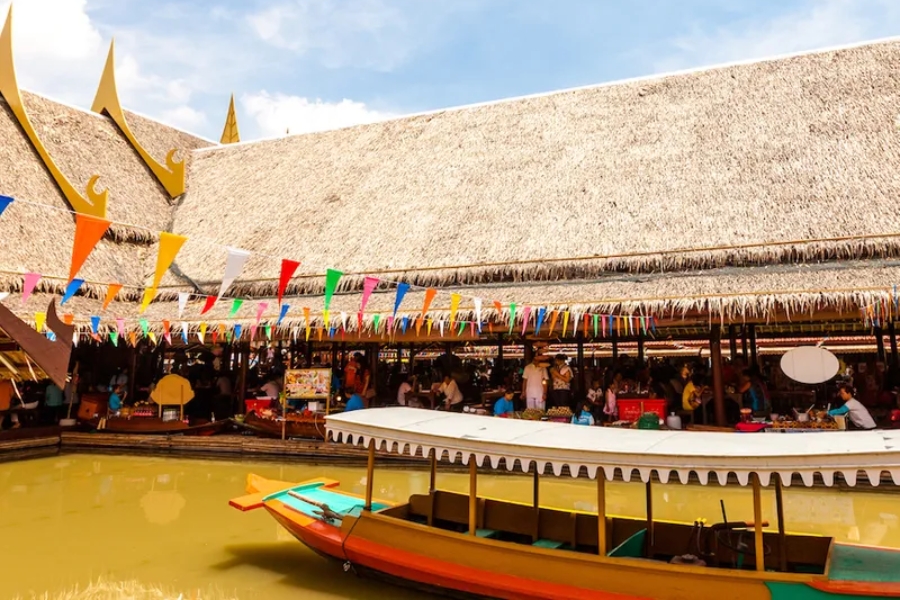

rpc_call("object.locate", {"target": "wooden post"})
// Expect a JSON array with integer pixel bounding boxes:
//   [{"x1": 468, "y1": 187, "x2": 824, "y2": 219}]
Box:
[
  {"x1": 710, "y1": 325, "x2": 727, "y2": 427},
  {"x1": 728, "y1": 325, "x2": 738, "y2": 360},
  {"x1": 611, "y1": 326, "x2": 619, "y2": 361},
  {"x1": 597, "y1": 471, "x2": 607, "y2": 556},
  {"x1": 775, "y1": 474, "x2": 787, "y2": 573},
  {"x1": 396, "y1": 342, "x2": 404, "y2": 365},
  {"x1": 576, "y1": 333, "x2": 586, "y2": 398},
  {"x1": 364, "y1": 439, "x2": 375, "y2": 510},
  {"x1": 305, "y1": 341, "x2": 313, "y2": 367},
  {"x1": 429, "y1": 449, "x2": 437, "y2": 492},
  {"x1": 741, "y1": 325, "x2": 749, "y2": 361},
  {"x1": 645, "y1": 480, "x2": 654, "y2": 554},
  {"x1": 468, "y1": 456, "x2": 477, "y2": 536},
  {"x1": 749, "y1": 324, "x2": 758, "y2": 368},
  {"x1": 890, "y1": 322, "x2": 899, "y2": 369},
  {"x1": 237, "y1": 342, "x2": 249, "y2": 414},
  {"x1": 523, "y1": 338, "x2": 534, "y2": 363},
  {"x1": 637, "y1": 333, "x2": 645, "y2": 365},
  {"x1": 875, "y1": 326, "x2": 886, "y2": 363},
  {"x1": 753, "y1": 473, "x2": 765, "y2": 572},
  {"x1": 532, "y1": 467, "x2": 540, "y2": 543},
  {"x1": 493, "y1": 335, "x2": 505, "y2": 387},
  {"x1": 369, "y1": 343, "x2": 379, "y2": 403}
]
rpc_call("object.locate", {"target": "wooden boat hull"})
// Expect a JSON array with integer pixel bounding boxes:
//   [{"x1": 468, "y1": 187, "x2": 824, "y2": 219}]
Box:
[
  {"x1": 232, "y1": 476, "x2": 897, "y2": 600},
  {"x1": 240, "y1": 411, "x2": 325, "y2": 440},
  {"x1": 85, "y1": 417, "x2": 229, "y2": 436}
]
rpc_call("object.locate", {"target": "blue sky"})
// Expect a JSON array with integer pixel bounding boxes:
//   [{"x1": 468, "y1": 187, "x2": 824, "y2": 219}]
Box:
[{"x1": 7, "y1": 0, "x2": 900, "y2": 140}]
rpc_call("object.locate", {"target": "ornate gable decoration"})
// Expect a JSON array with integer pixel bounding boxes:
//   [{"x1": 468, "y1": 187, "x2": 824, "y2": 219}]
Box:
[
  {"x1": 220, "y1": 94, "x2": 240, "y2": 144},
  {"x1": 0, "y1": 7, "x2": 108, "y2": 218},
  {"x1": 92, "y1": 41, "x2": 186, "y2": 198}
]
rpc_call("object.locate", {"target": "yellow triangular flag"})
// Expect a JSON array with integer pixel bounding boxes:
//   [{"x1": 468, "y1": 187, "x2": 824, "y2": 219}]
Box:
[{"x1": 34, "y1": 312, "x2": 46, "y2": 332}]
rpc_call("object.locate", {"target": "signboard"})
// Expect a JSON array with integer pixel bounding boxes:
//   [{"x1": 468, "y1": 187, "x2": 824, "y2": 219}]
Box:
[{"x1": 284, "y1": 368, "x2": 332, "y2": 400}]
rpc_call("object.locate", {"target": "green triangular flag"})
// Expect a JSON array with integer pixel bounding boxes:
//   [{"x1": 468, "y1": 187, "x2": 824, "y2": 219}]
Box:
[
  {"x1": 324, "y1": 269, "x2": 343, "y2": 310},
  {"x1": 372, "y1": 314, "x2": 381, "y2": 333},
  {"x1": 264, "y1": 324, "x2": 272, "y2": 340},
  {"x1": 457, "y1": 320, "x2": 465, "y2": 336},
  {"x1": 593, "y1": 314, "x2": 599, "y2": 338},
  {"x1": 508, "y1": 303, "x2": 517, "y2": 334},
  {"x1": 109, "y1": 331, "x2": 118, "y2": 347},
  {"x1": 140, "y1": 319, "x2": 149, "y2": 337},
  {"x1": 229, "y1": 298, "x2": 243, "y2": 317}
]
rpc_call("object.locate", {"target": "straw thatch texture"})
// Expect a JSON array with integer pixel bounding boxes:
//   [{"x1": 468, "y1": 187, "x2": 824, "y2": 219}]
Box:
[
  {"x1": 172, "y1": 39, "x2": 900, "y2": 296},
  {"x1": 17, "y1": 260, "x2": 900, "y2": 334}
]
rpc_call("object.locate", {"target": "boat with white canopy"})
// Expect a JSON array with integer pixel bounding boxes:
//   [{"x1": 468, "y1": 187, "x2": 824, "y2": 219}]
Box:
[{"x1": 230, "y1": 408, "x2": 900, "y2": 599}]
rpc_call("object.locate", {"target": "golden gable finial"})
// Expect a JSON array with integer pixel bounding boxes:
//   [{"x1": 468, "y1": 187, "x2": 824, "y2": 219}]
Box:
[
  {"x1": 0, "y1": 5, "x2": 108, "y2": 217},
  {"x1": 220, "y1": 94, "x2": 240, "y2": 144},
  {"x1": 92, "y1": 40, "x2": 185, "y2": 198}
]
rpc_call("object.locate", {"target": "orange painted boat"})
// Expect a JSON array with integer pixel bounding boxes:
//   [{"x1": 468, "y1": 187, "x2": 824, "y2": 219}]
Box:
[{"x1": 231, "y1": 408, "x2": 900, "y2": 600}]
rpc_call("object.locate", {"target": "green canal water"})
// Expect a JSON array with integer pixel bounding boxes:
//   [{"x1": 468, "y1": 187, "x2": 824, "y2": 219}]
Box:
[{"x1": 1, "y1": 454, "x2": 899, "y2": 599}]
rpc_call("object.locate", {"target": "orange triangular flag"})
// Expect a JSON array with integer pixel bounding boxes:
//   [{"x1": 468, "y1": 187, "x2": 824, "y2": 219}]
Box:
[
  {"x1": 102, "y1": 283, "x2": 122, "y2": 310},
  {"x1": 128, "y1": 331, "x2": 137, "y2": 347},
  {"x1": 421, "y1": 288, "x2": 437, "y2": 318},
  {"x1": 68, "y1": 214, "x2": 111, "y2": 282},
  {"x1": 63, "y1": 313, "x2": 74, "y2": 325},
  {"x1": 548, "y1": 309, "x2": 559, "y2": 336}
]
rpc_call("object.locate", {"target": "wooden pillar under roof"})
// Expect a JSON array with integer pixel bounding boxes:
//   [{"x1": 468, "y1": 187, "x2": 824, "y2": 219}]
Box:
[
  {"x1": 889, "y1": 322, "x2": 899, "y2": 369},
  {"x1": 728, "y1": 325, "x2": 738, "y2": 360},
  {"x1": 749, "y1": 324, "x2": 758, "y2": 368},
  {"x1": 637, "y1": 333, "x2": 645, "y2": 364},
  {"x1": 611, "y1": 326, "x2": 619, "y2": 362},
  {"x1": 741, "y1": 325, "x2": 749, "y2": 361},
  {"x1": 875, "y1": 326, "x2": 886, "y2": 363},
  {"x1": 710, "y1": 325, "x2": 727, "y2": 427},
  {"x1": 305, "y1": 341, "x2": 313, "y2": 367}
]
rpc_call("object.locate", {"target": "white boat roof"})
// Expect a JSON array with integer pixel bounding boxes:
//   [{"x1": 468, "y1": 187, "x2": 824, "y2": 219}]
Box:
[{"x1": 326, "y1": 408, "x2": 900, "y2": 488}]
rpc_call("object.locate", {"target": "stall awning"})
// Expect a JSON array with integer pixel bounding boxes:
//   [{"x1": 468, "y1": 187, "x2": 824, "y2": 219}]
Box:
[{"x1": 326, "y1": 408, "x2": 900, "y2": 488}]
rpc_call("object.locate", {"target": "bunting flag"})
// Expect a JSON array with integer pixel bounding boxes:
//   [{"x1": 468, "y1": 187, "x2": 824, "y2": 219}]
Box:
[
  {"x1": 141, "y1": 232, "x2": 188, "y2": 312},
  {"x1": 278, "y1": 259, "x2": 301, "y2": 306},
  {"x1": 601, "y1": 314, "x2": 607, "y2": 337},
  {"x1": 90, "y1": 315, "x2": 100, "y2": 335},
  {"x1": 234, "y1": 324, "x2": 242, "y2": 339},
  {"x1": 493, "y1": 300, "x2": 503, "y2": 314},
  {"x1": 457, "y1": 320, "x2": 465, "y2": 336},
  {"x1": 323, "y1": 309, "x2": 330, "y2": 328},
  {"x1": 361, "y1": 276, "x2": 379, "y2": 314},
  {"x1": 393, "y1": 282, "x2": 409, "y2": 317},
  {"x1": 508, "y1": 303, "x2": 517, "y2": 334},
  {"x1": 201, "y1": 295, "x2": 217, "y2": 315},
  {"x1": 278, "y1": 304, "x2": 290, "y2": 326},
  {"x1": 535, "y1": 307, "x2": 547, "y2": 335},
  {"x1": 449, "y1": 293, "x2": 462, "y2": 326},
  {"x1": 265, "y1": 324, "x2": 272, "y2": 340},
  {"x1": 68, "y1": 214, "x2": 111, "y2": 282},
  {"x1": 149, "y1": 332, "x2": 158, "y2": 345},
  {"x1": 177, "y1": 292, "x2": 190, "y2": 318},
  {"x1": 255, "y1": 301, "x2": 268, "y2": 325},
  {"x1": 415, "y1": 316, "x2": 424, "y2": 336},
  {"x1": 116, "y1": 318, "x2": 125, "y2": 337},
  {"x1": 548, "y1": 309, "x2": 559, "y2": 336},
  {"x1": 358, "y1": 311, "x2": 365, "y2": 331},
  {"x1": 520, "y1": 306, "x2": 532, "y2": 335},
  {"x1": 109, "y1": 331, "x2": 118, "y2": 347},
  {"x1": 102, "y1": 283, "x2": 122, "y2": 310},
  {"x1": 303, "y1": 307, "x2": 311, "y2": 341},
  {"x1": 339, "y1": 311, "x2": 348, "y2": 332},
  {"x1": 228, "y1": 298, "x2": 243, "y2": 317},
  {"x1": 387, "y1": 315, "x2": 395, "y2": 334},
  {"x1": 140, "y1": 319, "x2": 149, "y2": 337},
  {"x1": 212, "y1": 328, "x2": 219, "y2": 345},
  {"x1": 372, "y1": 314, "x2": 381, "y2": 333},
  {"x1": 0, "y1": 194, "x2": 13, "y2": 217},
  {"x1": 421, "y1": 288, "x2": 437, "y2": 319},
  {"x1": 22, "y1": 272, "x2": 41, "y2": 303},
  {"x1": 162, "y1": 320, "x2": 172, "y2": 344},
  {"x1": 34, "y1": 312, "x2": 46, "y2": 332},
  {"x1": 217, "y1": 323, "x2": 226, "y2": 341},
  {"x1": 250, "y1": 324, "x2": 257, "y2": 341},
  {"x1": 582, "y1": 312, "x2": 590, "y2": 337},
  {"x1": 593, "y1": 314, "x2": 599, "y2": 338},
  {"x1": 401, "y1": 316, "x2": 409, "y2": 334},
  {"x1": 181, "y1": 322, "x2": 189, "y2": 344},
  {"x1": 0, "y1": 292, "x2": 7, "y2": 303},
  {"x1": 60, "y1": 279, "x2": 83, "y2": 305},
  {"x1": 473, "y1": 297, "x2": 483, "y2": 332},
  {"x1": 218, "y1": 247, "x2": 251, "y2": 300},
  {"x1": 562, "y1": 311, "x2": 570, "y2": 337},
  {"x1": 426, "y1": 318, "x2": 433, "y2": 336},
  {"x1": 324, "y1": 269, "x2": 342, "y2": 311},
  {"x1": 128, "y1": 331, "x2": 137, "y2": 347},
  {"x1": 438, "y1": 319, "x2": 445, "y2": 337},
  {"x1": 198, "y1": 323, "x2": 207, "y2": 344},
  {"x1": 63, "y1": 314, "x2": 73, "y2": 325}
]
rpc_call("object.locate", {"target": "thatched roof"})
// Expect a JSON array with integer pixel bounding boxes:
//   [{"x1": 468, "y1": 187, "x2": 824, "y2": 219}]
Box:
[
  {"x1": 0, "y1": 91, "x2": 212, "y2": 296},
  {"x1": 171, "y1": 38, "x2": 900, "y2": 298}
]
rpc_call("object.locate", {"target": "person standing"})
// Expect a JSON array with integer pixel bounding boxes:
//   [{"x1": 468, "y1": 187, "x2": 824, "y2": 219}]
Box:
[
  {"x1": 521, "y1": 356, "x2": 548, "y2": 411},
  {"x1": 439, "y1": 374, "x2": 464, "y2": 412},
  {"x1": 549, "y1": 354, "x2": 573, "y2": 408}
]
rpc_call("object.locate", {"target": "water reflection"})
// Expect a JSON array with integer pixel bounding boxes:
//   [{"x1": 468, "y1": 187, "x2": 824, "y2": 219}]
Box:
[{"x1": 0, "y1": 454, "x2": 898, "y2": 600}]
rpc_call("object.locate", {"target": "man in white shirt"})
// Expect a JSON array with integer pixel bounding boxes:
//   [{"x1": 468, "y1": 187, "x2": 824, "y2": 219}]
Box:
[
  {"x1": 522, "y1": 356, "x2": 548, "y2": 411},
  {"x1": 397, "y1": 375, "x2": 414, "y2": 406},
  {"x1": 439, "y1": 375, "x2": 464, "y2": 411}
]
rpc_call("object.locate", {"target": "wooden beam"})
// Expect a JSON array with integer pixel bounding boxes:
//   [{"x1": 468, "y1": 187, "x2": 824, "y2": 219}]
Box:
[
  {"x1": 637, "y1": 333, "x2": 645, "y2": 364},
  {"x1": 749, "y1": 324, "x2": 758, "y2": 367},
  {"x1": 753, "y1": 473, "x2": 765, "y2": 572},
  {"x1": 532, "y1": 467, "x2": 540, "y2": 543},
  {"x1": 890, "y1": 322, "x2": 899, "y2": 369},
  {"x1": 875, "y1": 326, "x2": 886, "y2": 362},
  {"x1": 775, "y1": 474, "x2": 787, "y2": 573},
  {"x1": 645, "y1": 480, "x2": 654, "y2": 555},
  {"x1": 468, "y1": 456, "x2": 477, "y2": 536},
  {"x1": 364, "y1": 439, "x2": 375, "y2": 510},
  {"x1": 429, "y1": 448, "x2": 437, "y2": 492},
  {"x1": 710, "y1": 325, "x2": 727, "y2": 427},
  {"x1": 728, "y1": 325, "x2": 738, "y2": 360},
  {"x1": 597, "y1": 471, "x2": 607, "y2": 556},
  {"x1": 741, "y1": 325, "x2": 749, "y2": 360},
  {"x1": 576, "y1": 333, "x2": 586, "y2": 396}
]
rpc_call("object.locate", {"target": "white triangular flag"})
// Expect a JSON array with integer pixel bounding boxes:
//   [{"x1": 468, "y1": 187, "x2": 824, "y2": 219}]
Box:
[
  {"x1": 217, "y1": 248, "x2": 251, "y2": 300},
  {"x1": 178, "y1": 292, "x2": 190, "y2": 318},
  {"x1": 181, "y1": 322, "x2": 189, "y2": 343},
  {"x1": 438, "y1": 319, "x2": 445, "y2": 337},
  {"x1": 473, "y1": 297, "x2": 482, "y2": 330},
  {"x1": 339, "y1": 311, "x2": 348, "y2": 331}
]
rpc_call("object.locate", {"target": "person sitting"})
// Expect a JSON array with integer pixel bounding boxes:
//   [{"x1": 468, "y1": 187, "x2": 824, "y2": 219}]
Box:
[
  {"x1": 44, "y1": 381, "x2": 64, "y2": 424},
  {"x1": 439, "y1": 374, "x2": 464, "y2": 412},
  {"x1": 344, "y1": 391, "x2": 365, "y2": 412},
  {"x1": 493, "y1": 390, "x2": 515, "y2": 417},
  {"x1": 571, "y1": 401, "x2": 595, "y2": 426},
  {"x1": 829, "y1": 383, "x2": 877, "y2": 430},
  {"x1": 108, "y1": 385, "x2": 126, "y2": 416}
]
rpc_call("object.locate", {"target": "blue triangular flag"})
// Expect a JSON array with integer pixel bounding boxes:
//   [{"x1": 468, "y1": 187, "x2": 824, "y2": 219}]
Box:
[
  {"x1": 0, "y1": 195, "x2": 13, "y2": 218},
  {"x1": 278, "y1": 303, "x2": 290, "y2": 326},
  {"x1": 401, "y1": 315, "x2": 409, "y2": 334},
  {"x1": 90, "y1": 315, "x2": 100, "y2": 334},
  {"x1": 60, "y1": 278, "x2": 83, "y2": 305},
  {"x1": 234, "y1": 324, "x2": 242, "y2": 339},
  {"x1": 392, "y1": 283, "x2": 409, "y2": 317},
  {"x1": 46, "y1": 331, "x2": 56, "y2": 341},
  {"x1": 535, "y1": 307, "x2": 546, "y2": 335}
]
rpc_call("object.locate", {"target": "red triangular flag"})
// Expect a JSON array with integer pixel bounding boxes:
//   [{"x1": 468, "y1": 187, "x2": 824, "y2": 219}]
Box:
[
  {"x1": 69, "y1": 214, "x2": 111, "y2": 282},
  {"x1": 201, "y1": 295, "x2": 217, "y2": 315},
  {"x1": 278, "y1": 259, "x2": 301, "y2": 306}
]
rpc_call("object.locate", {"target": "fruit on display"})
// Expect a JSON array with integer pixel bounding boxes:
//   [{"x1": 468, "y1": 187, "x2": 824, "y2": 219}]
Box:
[
  {"x1": 521, "y1": 408, "x2": 544, "y2": 420},
  {"x1": 546, "y1": 407, "x2": 573, "y2": 419}
]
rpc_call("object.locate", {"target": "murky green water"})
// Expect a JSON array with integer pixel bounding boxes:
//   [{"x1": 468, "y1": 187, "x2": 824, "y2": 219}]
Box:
[{"x1": 1, "y1": 454, "x2": 898, "y2": 599}]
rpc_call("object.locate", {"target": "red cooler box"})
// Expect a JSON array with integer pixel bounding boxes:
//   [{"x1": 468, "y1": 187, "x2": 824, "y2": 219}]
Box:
[{"x1": 617, "y1": 399, "x2": 667, "y2": 423}]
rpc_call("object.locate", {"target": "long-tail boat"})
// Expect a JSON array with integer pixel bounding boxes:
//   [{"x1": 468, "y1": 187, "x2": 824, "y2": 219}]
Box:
[
  {"x1": 230, "y1": 408, "x2": 900, "y2": 600},
  {"x1": 238, "y1": 410, "x2": 326, "y2": 440},
  {"x1": 85, "y1": 416, "x2": 229, "y2": 436}
]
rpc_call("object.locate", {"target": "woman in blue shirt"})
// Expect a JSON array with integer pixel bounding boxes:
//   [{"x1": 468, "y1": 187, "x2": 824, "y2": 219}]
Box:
[
  {"x1": 344, "y1": 392, "x2": 365, "y2": 412},
  {"x1": 493, "y1": 390, "x2": 515, "y2": 416},
  {"x1": 571, "y1": 401, "x2": 595, "y2": 426}
]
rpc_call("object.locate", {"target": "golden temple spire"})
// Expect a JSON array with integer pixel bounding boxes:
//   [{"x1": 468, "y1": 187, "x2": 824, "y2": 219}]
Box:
[
  {"x1": 92, "y1": 40, "x2": 186, "y2": 198},
  {"x1": 220, "y1": 94, "x2": 240, "y2": 144},
  {"x1": 0, "y1": 5, "x2": 108, "y2": 217}
]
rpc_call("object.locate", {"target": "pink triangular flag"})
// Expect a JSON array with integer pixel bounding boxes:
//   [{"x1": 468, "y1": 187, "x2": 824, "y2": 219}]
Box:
[
  {"x1": 255, "y1": 301, "x2": 268, "y2": 325},
  {"x1": 116, "y1": 318, "x2": 125, "y2": 337},
  {"x1": 22, "y1": 272, "x2": 41, "y2": 303},
  {"x1": 250, "y1": 324, "x2": 258, "y2": 340}
]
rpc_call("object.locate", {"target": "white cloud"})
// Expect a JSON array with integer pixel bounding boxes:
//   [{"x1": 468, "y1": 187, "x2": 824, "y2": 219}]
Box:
[
  {"x1": 242, "y1": 91, "x2": 395, "y2": 137},
  {"x1": 160, "y1": 105, "x2": 207, "y2": 131},
  {"x1": 655, "y1": 0, "x2": 900, "y2": 72}
]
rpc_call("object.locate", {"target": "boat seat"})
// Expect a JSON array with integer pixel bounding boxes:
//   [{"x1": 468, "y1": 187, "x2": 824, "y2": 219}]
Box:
[
  {"x1": 476, "y1": 528, "x2": 498, "y2": 538},
  {"x1": 608, "y1": 528, "x2": 647, "y2": 558},
  {"x1": 533, "y1": 539, "x2": 565, "y2": 549}
]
